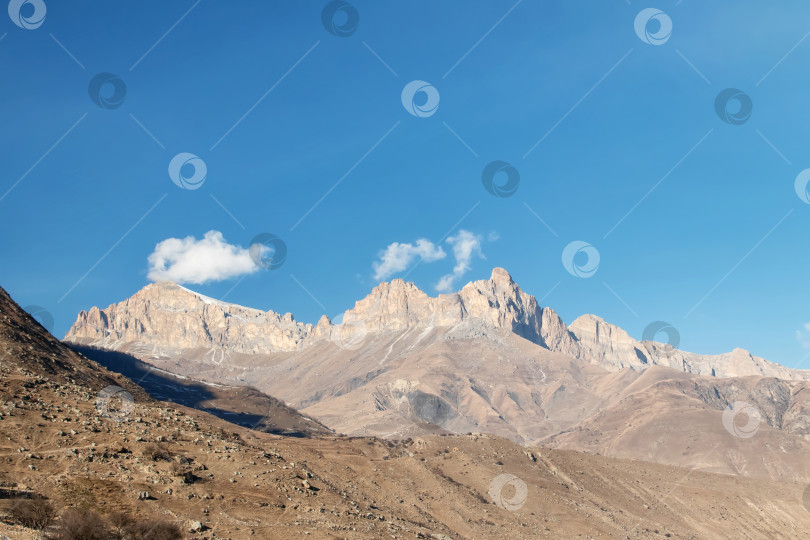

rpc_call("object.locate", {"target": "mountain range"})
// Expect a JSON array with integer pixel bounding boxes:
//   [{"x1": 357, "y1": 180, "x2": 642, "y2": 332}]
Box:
[
  {"x1": 63, "y1": 268, "x2": 810, "y2": 483},
  {"x1": 67, "y1": 268, "x2": 809, "y2": 380},
  {"x1": 1, "y1": 278, "x2": 809, "y2": 537}
]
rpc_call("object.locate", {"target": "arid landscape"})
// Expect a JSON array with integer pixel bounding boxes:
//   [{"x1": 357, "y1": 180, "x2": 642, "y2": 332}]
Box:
[
  {"x1": 3, "y1": 273, "x2": 810, "y2": 538},
  {"x1": 4, "y1": 2, "x2": 810, "y2": 538}
]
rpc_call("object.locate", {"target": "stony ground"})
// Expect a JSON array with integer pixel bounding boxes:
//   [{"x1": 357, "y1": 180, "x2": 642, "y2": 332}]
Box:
[
  {"x1": 2, "y1": 365, "x2": 810, "y2": 539},
  {"x1": 2, "y1": 287, "x2": 810, "y2": 539}
]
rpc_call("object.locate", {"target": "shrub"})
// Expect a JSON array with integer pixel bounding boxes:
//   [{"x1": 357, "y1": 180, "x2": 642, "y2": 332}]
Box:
[
  {"x1": 122, "y1": 520, "x2": 182, "y2": 540},
  {"x1": 10, "y1": 498, "x2": 56, "y2": 530},
  {"x1": 50, "y1": 508, "x2": 182, "y2": 540},
  {"x1": 49, "y1": 508, "x2": 110, "y2": 540},
  {"x1": 142, "y1": 444, "x2": 171, "y2": 462},
  {"x1": 217, "y1": 429, "x2": 241, "y2": 442},
  {"x1": 181, "y1": 471, "x2": 199, "y2": 485},
  {"x1": 108, "y1": 511, "x2": 134, "y2": 532}
]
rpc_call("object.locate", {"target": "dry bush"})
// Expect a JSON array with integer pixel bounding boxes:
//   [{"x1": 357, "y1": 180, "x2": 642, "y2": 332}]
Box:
[
  {"x1": 121, "y1": 520, "x2": 182, "y2": 540},
  {"x1": 50, "y1": 508, "x2": 181, "y2": 540},
  {"x1": 180, "y1": 471, "x2": 199, "y2": 484},
  {"x1": 108, "y1": 510, "x2": 134, "y2": 534},
  {"x1": 168, "y1": 459, "x2": 199, "y2": 484},
  {"x1": 48, "y1": 507, "x2": 110, "y2": 540},
  {"x1": 142, "y1": 444, "x2": 171, "y2": 462},
  {"x1": 9, "y1": 498, "x2": 56, "y2": 530}
]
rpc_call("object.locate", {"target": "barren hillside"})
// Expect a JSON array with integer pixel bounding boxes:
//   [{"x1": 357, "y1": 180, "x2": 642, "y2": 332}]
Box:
[{"x1": 1, "y1": 286, "x2": 810, "y2": 538}]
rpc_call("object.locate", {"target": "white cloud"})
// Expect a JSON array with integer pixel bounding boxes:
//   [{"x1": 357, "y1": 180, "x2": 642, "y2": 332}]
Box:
[
  {"x1": 147, "y1": 230, "x2": 258, "y2": 285},
  {"x1": 436, "y1": 230, "x2": 484, "y2": 293},
  {"x1": 372, "y1": 239, "x2": 446, "y2": 281}
]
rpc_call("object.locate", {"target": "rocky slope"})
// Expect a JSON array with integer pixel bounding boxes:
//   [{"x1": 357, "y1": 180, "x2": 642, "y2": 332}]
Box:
[
  {"x1": 67, "y1": 343, "x2": 333, "y2": 438},
  {"x1": 4, "y1": 284, "x2": 810, "y2": 539},
  {"x1": 66, "y1": 268, "x2": 809, "y2": 381}
]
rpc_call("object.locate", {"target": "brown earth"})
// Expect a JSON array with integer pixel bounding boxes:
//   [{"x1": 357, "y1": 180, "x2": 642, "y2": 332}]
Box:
[{"x1": 3, "y1": 286, "x2": 810, "y2": 538}]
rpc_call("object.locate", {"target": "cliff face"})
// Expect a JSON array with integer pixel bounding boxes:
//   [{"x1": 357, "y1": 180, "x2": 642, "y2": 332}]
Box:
[
  {"x1": 338, "y1": 267, "x2": 576, "y2": 349},
  {"x1": 66, "y1": 282, "x2": 316, "y2": 354},
  {"x1": 565, "y1": 314, "x2": 805, "y2": 380},
  {"x1": 65, "y1": 268, "x2": 810, "y2": 381}
]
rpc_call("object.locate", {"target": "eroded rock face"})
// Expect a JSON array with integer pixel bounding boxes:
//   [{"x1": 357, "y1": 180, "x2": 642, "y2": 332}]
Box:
[
  {"x1": 67, "y1": 282, "x2": 313, "y2": 354},
  {"x1": 568, "y1": 315, "x2": 647, "y2": 371},
  {"x1": 339, "y1": 268, "x2": 575, "y2": 351},
  {"x1": 565, "y1": 314, "x2": 807, "y2": 380},
  {"x1": 65, "y1": 268, "x2": 810, "y2": 381}
]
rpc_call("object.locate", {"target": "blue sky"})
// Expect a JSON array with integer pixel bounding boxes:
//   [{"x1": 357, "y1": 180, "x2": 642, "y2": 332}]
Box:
[{"x1": 2, "y1": 1, "x2": 810, "y2": 368}]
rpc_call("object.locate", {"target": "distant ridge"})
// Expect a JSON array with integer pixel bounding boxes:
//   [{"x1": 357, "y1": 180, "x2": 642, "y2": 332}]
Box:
[{"x1": 66, "y1": 268, "x2": 810, "y2": 381}]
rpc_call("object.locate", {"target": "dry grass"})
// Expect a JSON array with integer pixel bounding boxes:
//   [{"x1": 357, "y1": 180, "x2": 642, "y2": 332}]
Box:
[
  {"x1": 48, "y1": 508, "x2": 182, "y2": 540},
  {"x1": 142, "y1": 444, "x2": 171, "y2": 462},
  {"x1": 9, "y1": 498, "x2": 56, "y2": 530}
]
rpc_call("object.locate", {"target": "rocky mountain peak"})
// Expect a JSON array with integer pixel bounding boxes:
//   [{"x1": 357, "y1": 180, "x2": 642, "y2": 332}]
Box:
[
  {"x1": 67, "y1": 280, "x2": 313, "y2": 354},
  {"x1": 341, "y1": 268, "x2": 552, "y2": 340},
  {"x1": 489, "y1": 267, "x2": 514, "y2": 285}
]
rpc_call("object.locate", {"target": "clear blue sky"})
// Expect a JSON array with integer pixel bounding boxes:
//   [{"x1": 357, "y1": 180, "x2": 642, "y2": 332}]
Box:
[{"x1": 2, "y1": 1, "x2": 809, "y2": 368}]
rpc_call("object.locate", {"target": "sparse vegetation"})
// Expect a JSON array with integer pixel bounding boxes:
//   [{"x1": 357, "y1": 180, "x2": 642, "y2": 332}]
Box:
[
  {"x1": 48, "y1": 508, "x2": 181, "y2": 540},
  {"x1": 108, "y1": 511, "x2": 133, "y2": 532},
  {"x1": 9, "y1": 498, "x2": 56, "y2": 530},
  {"x1": 218, "y1": 428, "x2": 242, "y2": 442},
  {"x1": 181, "y1": 471, "x2": 199, "y2": 484},
  {"x1": 49, "y1": 508, "x2": 110, "y2": 540},
  {"x1": 142, "y1": 443, "x2": 171, "y2": 462},
  {"x1": 120, "y1": 520, "x2": 183, "y2": 540},
  {"x1": 169, "y1": 456, "x2": 200, "y2": 484}
]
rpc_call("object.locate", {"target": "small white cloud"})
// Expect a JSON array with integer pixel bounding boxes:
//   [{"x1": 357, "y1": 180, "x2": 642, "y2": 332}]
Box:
[
  {"x1": 147, "y1": 230, "x2": 258, "y2": 285},
  {"x1": 436, "y1": 230, "x2": 484, "y2": 293},
  {"x1": 372, "y1": 239, "x2": 446, "y2": 281}
]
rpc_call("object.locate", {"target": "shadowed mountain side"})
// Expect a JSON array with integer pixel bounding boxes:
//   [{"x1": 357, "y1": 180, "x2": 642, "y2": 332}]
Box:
[
  {"x1": 0, "y1": 288, "x2": 150, "y2": 403},
  {"x1": 68, "y1": 344, "x2": 333, "y2": 438}
]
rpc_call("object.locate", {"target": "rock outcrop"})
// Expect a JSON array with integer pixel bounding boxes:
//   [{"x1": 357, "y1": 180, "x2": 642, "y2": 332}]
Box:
[
  {"x1": 566, "y1": 314, "x2": 806, "y2": 380},
  {"x1": 338, "y1": 268, "x2": 576, "y2": 350},
  {"x1": 67, "y1": 282, "x2": 314, "y2": 354}
]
